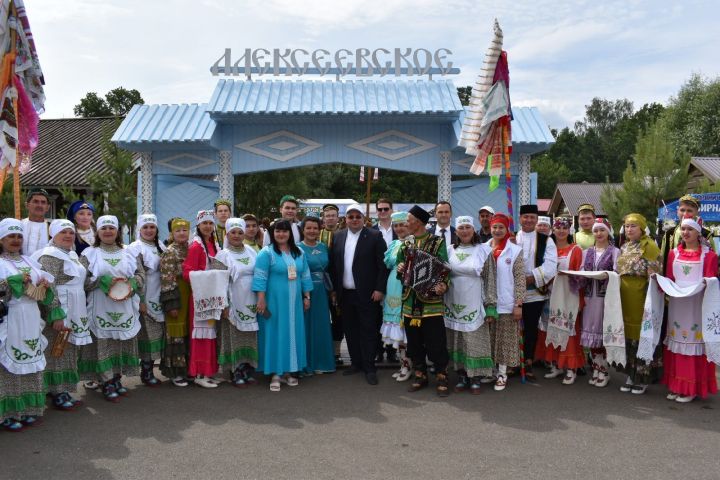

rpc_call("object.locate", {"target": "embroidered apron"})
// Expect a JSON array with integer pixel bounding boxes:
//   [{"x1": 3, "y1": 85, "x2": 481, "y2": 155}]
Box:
[
  {"x1": 0, "y1": 258, "x2": 48, "y2": 374},
  {"x1": 87, "y1": 248, "x2": 140, "y2": 340},
  {"x1": 221, "y1": 249, "x2": 258, "y2": 332},
  {"x1": 666, "y1": 247, "x2": 706, "y2": 355},
  {"x1": 444, "y1": 245, "x2": 487, "y2": 332},
  {"x1": 56, "y1": 252, "x2": 92, "y2": 346}
]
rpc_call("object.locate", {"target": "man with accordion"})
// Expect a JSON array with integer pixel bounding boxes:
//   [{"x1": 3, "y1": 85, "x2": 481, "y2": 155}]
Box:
[{"x1": 396, "y1": 205, "x2": 452, "y2": 397}]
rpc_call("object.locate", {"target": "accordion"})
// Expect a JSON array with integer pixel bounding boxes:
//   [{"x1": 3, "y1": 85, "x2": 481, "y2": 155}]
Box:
[{"x1": 401, "y1": 241, "x2": 451, "y2": 298}]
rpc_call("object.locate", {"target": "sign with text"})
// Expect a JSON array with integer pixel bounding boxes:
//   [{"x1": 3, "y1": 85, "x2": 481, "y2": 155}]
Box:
[{"x1": 210, "y1": 48, "x2": 460, "y2": 78}]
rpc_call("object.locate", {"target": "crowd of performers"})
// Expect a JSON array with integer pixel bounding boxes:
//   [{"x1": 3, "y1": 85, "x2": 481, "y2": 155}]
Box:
[{"x1": 1, "y1": 189, "x2": 718, "y2": 432}]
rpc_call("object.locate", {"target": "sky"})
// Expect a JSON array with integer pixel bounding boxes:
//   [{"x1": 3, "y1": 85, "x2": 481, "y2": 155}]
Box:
[{"x1": 30, "y1": 0, "x2": 720, "y2": 129}]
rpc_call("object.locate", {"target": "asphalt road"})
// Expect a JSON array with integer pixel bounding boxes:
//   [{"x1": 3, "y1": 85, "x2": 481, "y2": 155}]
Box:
[{"x1": 2, "y1": 365, "x2": 718, "y2": 480}]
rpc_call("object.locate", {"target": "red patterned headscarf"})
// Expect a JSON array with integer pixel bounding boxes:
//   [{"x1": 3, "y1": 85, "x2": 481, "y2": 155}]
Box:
[{"x1": 490, "y1": 214, "x2": 512, "y2": 259}]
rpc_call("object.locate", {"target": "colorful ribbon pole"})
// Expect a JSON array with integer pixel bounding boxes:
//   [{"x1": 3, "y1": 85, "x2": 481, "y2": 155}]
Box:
[{"x1": 502, "y1": 123, "x2": 514, "y2": 231}]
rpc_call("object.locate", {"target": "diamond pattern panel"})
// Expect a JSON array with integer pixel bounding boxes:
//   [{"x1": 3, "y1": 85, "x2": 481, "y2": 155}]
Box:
[
  {"x1": 235, "y1": 130, "x2": 322, "y2": 162},
  {"x1": 347, "y1": 130, "x2": 436, "y2": 161}
]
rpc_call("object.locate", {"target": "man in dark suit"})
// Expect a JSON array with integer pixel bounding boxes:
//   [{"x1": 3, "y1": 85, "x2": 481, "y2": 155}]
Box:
[
  {"x1": 428, "y1": 201, "x2": 458, "y2": 246},
  {"x1": 330, "y1": 203, "x2": 389, "y2": 385},
  {"x1": 371, "y1": 197, "x2": 398, "y2": 363}
]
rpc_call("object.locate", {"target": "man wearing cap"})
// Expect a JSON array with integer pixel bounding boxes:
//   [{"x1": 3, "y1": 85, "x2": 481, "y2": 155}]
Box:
[
  {"x1": 516, "y1": 204, "x2": 557, "y2": 380},
  {"x1": 574, "y1": 204, "x2": 596, "y2": 249},
  {"x1": 398, "y1": 205, "x2": 451, "y2": 396},
  {"x1": 477, "y1": 205, "x2": 495, "y2": 243},
  {"x1": 22, "y1": 188, "x2": 52, "y2": 256},
  {"x1": 536, "y1": 216, "x2": 552, "y2": 235},
  {"x1": 213, "y1": 199, "x2": 233, "y2": 249},
  {"x1": 329, "y1": 203, "x2": 389, "y2": 385},
  {"x1": 263, "y1": 195, "x2": 302, "y2": 246},
  {"x1": 428, "y1": 201, "x2": 457, "y2": 247},
  {"x1": 319, "y1": 203, "x2": 345, "y2": 365},
  {"x1": 660, "y1": 194, "x2": 715, "y2": 268}
]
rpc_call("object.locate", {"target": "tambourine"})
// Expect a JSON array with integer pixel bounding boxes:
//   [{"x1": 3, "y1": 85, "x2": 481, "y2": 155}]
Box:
[
  {"x1": 108, "y1": 279, "x2": 133, "y2": 301},
  {"x1": 25, "y1": 283, "x2": 47, "y2": 301}
]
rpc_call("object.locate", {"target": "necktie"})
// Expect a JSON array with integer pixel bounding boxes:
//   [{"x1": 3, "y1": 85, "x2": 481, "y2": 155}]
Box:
[{"x1": 440, "y1": 228, "x2": 446, "y2": 239}]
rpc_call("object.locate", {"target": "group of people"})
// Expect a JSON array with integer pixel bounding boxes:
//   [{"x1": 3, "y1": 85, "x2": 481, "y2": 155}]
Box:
[{"x1": 1, "y1": 188, "x2": 718, "y2": 432}]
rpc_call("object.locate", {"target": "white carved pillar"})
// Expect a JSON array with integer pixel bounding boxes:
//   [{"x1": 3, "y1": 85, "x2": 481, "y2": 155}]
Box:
[
  {"x1": 518, "y1": 153, "x2": 531, "y2": 206},
  {"x1": 140, "y1": 152, "x2": 153, "y2": 214},
  {"x1": 437, "y1": 151, "x2": 452, "y2": 203},
  {"x1": 218, "y1": 150, "x2": 234, "y2": 205}
]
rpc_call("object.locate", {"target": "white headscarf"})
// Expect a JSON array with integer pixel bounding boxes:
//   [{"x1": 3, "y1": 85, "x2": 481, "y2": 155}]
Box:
[
  {"x1": 50, "y1": 219, "x2": 76, "y2": 239},
  {"x1": 0, "y1": 218, "x2": 23, "y2": 239},
  {"x1": 96, "y1": 215, "x2": 119, "y2": 230},
  {"x1": 455, "y1": 215, "x2": 475, "y2": 229}
]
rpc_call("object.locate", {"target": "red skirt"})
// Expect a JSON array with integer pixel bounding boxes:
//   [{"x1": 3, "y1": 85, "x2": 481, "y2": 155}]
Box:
[
  {"x1": 187, "y1": 295, "x2": 218, "y2": 377},
  {"x1": 536, "y1": 318, "x2": 586, "y2": 370},
  {"x1": 662, "y1": 347, "x2": 718, "y2": 399}
]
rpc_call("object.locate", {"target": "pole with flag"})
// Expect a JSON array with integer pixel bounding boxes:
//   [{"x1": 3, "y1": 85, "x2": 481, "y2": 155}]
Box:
[{"x1": 0, "y1": 0, "x2": 45, "y2": 218}]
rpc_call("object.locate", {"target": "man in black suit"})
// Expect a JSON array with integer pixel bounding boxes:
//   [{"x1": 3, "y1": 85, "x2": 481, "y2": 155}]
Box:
[
  {"x1": 371, "y1": 197, "x2": 398, "y2": 363},
  {"x1": 428, "y1": 201, "x2": 458, "y2": 246},
  {"x1": 330, "y1": 204, "x2": 389, "y2": 385}
]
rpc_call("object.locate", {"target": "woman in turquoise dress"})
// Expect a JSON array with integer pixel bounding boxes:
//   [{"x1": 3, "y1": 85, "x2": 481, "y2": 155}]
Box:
[
  {"x1": 252, "y1": 219, "x2": 313, "y2": 391},
  {"x1": 299, "y1": 217, "x2": 336, "y2": 374}
]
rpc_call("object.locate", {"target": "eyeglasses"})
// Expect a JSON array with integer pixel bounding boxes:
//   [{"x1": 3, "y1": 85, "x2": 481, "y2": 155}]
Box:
[
  {"x1": 346, "y1": 215, "x2": 363, "y2": 220},
  {"x1": 377, "y1": 207, "x2": 391, "y2": 212}
]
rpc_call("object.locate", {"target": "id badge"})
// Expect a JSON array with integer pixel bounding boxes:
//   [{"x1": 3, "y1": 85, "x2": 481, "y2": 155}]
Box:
[{"x1": 288, "y1": 264, "x2": 297, "y2": 280}]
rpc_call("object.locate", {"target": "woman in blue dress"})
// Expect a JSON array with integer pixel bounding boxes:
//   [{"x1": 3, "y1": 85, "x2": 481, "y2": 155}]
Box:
[
  {"x1": 252, "y1": 219, "x2": 313, "y2": 391},
  {"x1": 299, "y1": 217, "x2": 336, "y2": 374}
]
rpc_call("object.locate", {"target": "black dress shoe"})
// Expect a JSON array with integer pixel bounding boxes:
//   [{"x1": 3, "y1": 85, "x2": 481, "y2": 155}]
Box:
[
  {"x1": 375, "y1": 352, "x2": 385, "y2": 363},
  {"x1": 365, "y1": 372, "x2": 379, "y2": 385},
  {"x1": 342, "y1": 366, "x2": 362, "y2": 376},
  {"x1": 386, "y1": 350, "x2": 398, "y2": 364}
]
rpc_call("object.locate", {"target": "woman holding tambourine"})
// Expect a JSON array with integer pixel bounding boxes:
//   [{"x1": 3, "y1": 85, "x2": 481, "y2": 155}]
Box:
[{"x1": 79, "y1": 215, "x2": 145, "y2": 402}]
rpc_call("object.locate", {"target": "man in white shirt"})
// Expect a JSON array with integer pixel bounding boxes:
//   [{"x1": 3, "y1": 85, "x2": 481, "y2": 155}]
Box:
[
  {"x1": 515, "y1": 204, "x2": 557, "y2": 380},
  {"x1": 329, "y1": 204, "x2": 389, "y2": 386},
  {"x1": 372, "y1": 198, "x2": 395, "y2": 248},
  {"x1": 428, "y1": 201, "x2": 458, "y2": 246},
  {"x1": 262, "y1": 195, "x2": 302, "y2": 246},
  {"x1": 22, "y1": 188, "x2": 51, "y2": 256}
]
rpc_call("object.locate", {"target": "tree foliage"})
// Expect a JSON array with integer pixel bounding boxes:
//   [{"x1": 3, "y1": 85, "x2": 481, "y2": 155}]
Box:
[
  {"x1": 601, "y1": 122, "x2": 689, "y2": 231},
  {"x1": 74, "y1": 87, "x2": 144, "y2": 117}
]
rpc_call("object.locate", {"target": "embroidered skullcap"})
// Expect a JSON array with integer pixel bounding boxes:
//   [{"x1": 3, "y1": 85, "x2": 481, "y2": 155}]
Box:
[
  {"x1": 577, "y1": 203, "x2": 596, "y2": 214},
  {"x1": 592, "y1": 217, "x2": 613, "y2": 236},
  {"x1": 26, "y1": 188, "x2": 50, "y2": 202},
  {"x1": 519, "y1": 204, "x2": 538, "y2": 215},
  {"x1": 391, "y1": 211, "x2": 408, "y2": 224},
  {"x1": 66, "y1": 200, "x2": 95, "y2": 223},
  {"x1": 553, "y1": 217, "x2": 573, "y2": 229},
  {"x1": 171, "y1": 218, "x2": 190, "y2": 232},
  {"x1": 681, "y1": 213, "x2": 702, "y2": 233},
  {"x1": 537, "y1": 216, "x2": 551, "y2": 226},
  {"x1": 136, "y1": 214, "x2": 158, "y2": 229},
  {"x1": 279, "y1": 195, "x2": 299, "y2": 207},
  {"x1": 679, "y1": 194, "x2": 700, "y2": 209},
  {"x1": 0, "y1": 218, "x2": 24, "y2": 239},
  {"x1": 214, "y1": 199, "x2": 232, "y2": 209},
  {"x1": 455, "y1": 216, "x2": 475, "y2": 229},
  {"x1": 478, "y1": 205, "x2": 495, "y2": 215},
  {"x1": 50, "y1": 219, "x2": 75, "y2": 239},
  {"x1": 225, "y1": 217, "x2": 246, "y2": 232},
  {"x1": 345, "y1": 204, "x2": 364, "y2": 216},
  {"x1": 96, "y1": 215, "x2": 119, "y2": 230},
  {"x1": 490, "y1": 213, "x2": 510, "y2": 229},
  {"x1": 322, "y1": 203, "x2": 339, "y2": 212},
  {"x1": 196, "y1": 210, "x2": 216, "y2": 225},
  {"x1": 409, "y1": 205, "x2": 430, "y2": 224}
]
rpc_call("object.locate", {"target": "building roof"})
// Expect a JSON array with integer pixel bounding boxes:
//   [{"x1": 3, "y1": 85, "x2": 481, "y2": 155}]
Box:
[
  {"x1": 689, "y1": 156, "x2": 720, "y2": 183},
  {"x1": 537, "y1": 198, "x2": 551, "y2": 213},
  {"x1": 20, "y1": 117, "x2": 123, "y2": 188},
  {"x1": 207, "y1": 79, "x2": 464, "y2": 116},
  {"x1": 111, "y1": 103, "x2": 216, "y2": 148},
  {"x1": 548, "y1": 182, "x2": 622, "y2": 216}
]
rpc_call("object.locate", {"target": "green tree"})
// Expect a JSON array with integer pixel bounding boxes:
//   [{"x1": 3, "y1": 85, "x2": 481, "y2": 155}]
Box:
[
  {"x1": 74, "y1": 87, "x2": 144, "y2": 117},
  {"x1": 86, "y1": 119, "x2": 137, "y2": 235},
  {"x1": 601, "y1": 122, "x2": 689, "y2": 231},
  {"x1": 457, "y1": 86, "x2": 472, "y2": 106},
  {"x1": 531, "y1": 154, "x2": 571, "y2": 198},
  {"x1": 663, "y1": 73, "x2": 720, "y2": 156}
]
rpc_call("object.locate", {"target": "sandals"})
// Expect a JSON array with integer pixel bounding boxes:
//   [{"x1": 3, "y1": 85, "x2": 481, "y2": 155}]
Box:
[
  {"x1": 270, "y1": 375, "x2": 281, "y2": 392},
  {"x1": 407, "y1": 371, "x2": 428, "y2": 392},
  {"x1": 280, "y1": 374, "x2": 299, "y2": 387},
  {"x1": 436, "y1": 372, "x2": 450, "y2": 397}
]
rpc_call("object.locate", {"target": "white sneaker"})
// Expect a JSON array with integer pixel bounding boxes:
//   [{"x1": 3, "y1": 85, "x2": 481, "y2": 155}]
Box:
[
  {"x1": 675, "y1": 395, "x2": 696, "y2": 403},
  {"x1": 494, "y1": 375, "x2": 507, "y2": 391},
  {"x1": 562, "y1": 370, "x2": 576, "y2": 385},
  {"x1": 396, "y1": 366, "x2": 411, "y2": 382},
  {"x1": 588, "y1": 368, "x2": 599, "y2": 385},
  {"x1": 594, "y1": 371, "x2": 609, "y2": 388},
  {"x1": 391, "y1": 370, "x2": 401, "y2": 379},
  {"x1": 207, "y1": 376, "x2": 223, "y2": 385},
  {"x1": 194, "y1": 377, "x2": 218, "y2": 388},
  {"x1": 630, "y1": 384, "x2": 648, "y2": 395},
  {"x1": 666, "y1": 392, "x2": 679, "y2": 401},
  {"x1": 172, "y1": 376, "x2": 189, "y2": 387},
  {"x1": 544, "y1": 366, "x2": 564, "y2": 379},
  {"x1": 619, "y1": 376, "x2": 633, "y2": 393},
  {"x1": 83, "y1": 381, "x2": 99, "y2": 390}
]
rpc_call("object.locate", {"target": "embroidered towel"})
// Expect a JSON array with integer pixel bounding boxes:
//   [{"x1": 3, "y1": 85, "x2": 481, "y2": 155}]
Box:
[
  {"x1": 701, "y1": 277, "x2": 720, "y2": 366},
  {"x1": 546, "y1": 274, "x2": 578, "y2": 351},
  {"x1": 189, "y1": 269, "x2": 229, "y2": 339}
]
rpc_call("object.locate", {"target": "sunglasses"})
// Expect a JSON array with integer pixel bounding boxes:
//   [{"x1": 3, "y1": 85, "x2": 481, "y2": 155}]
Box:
[
  {"x1": 377, "y1": 207, "x2": 391, "y2": 212},
  {"x1": 346, "y1": 215, "x2": 363, "y2": 220}
]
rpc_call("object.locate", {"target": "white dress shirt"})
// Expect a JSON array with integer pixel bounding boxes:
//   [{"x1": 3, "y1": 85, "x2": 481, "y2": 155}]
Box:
[
  {"x1": 377, "y1": 222, "x2": 393, "y2": 247},
  {"x1": 22, "y1": 219, "x2": 50, "y2": 256},
  {"x1": 434, "y1": 224, "x2": 452, "y2": 247},
  {"x1": 342, "y1": 228, "x2": 361, "y2": 289},
  {"x1": 515, "y1": 229, "x2": 557, "y2": 303}
]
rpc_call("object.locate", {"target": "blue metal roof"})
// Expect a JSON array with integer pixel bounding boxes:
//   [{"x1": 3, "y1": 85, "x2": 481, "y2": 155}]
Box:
[
  {"x1": 207, "y1": 79, "x2": 464, "y2": 116},
  {"x1": 112, "y1": 103, "x2": 217, "y2": 147}
]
